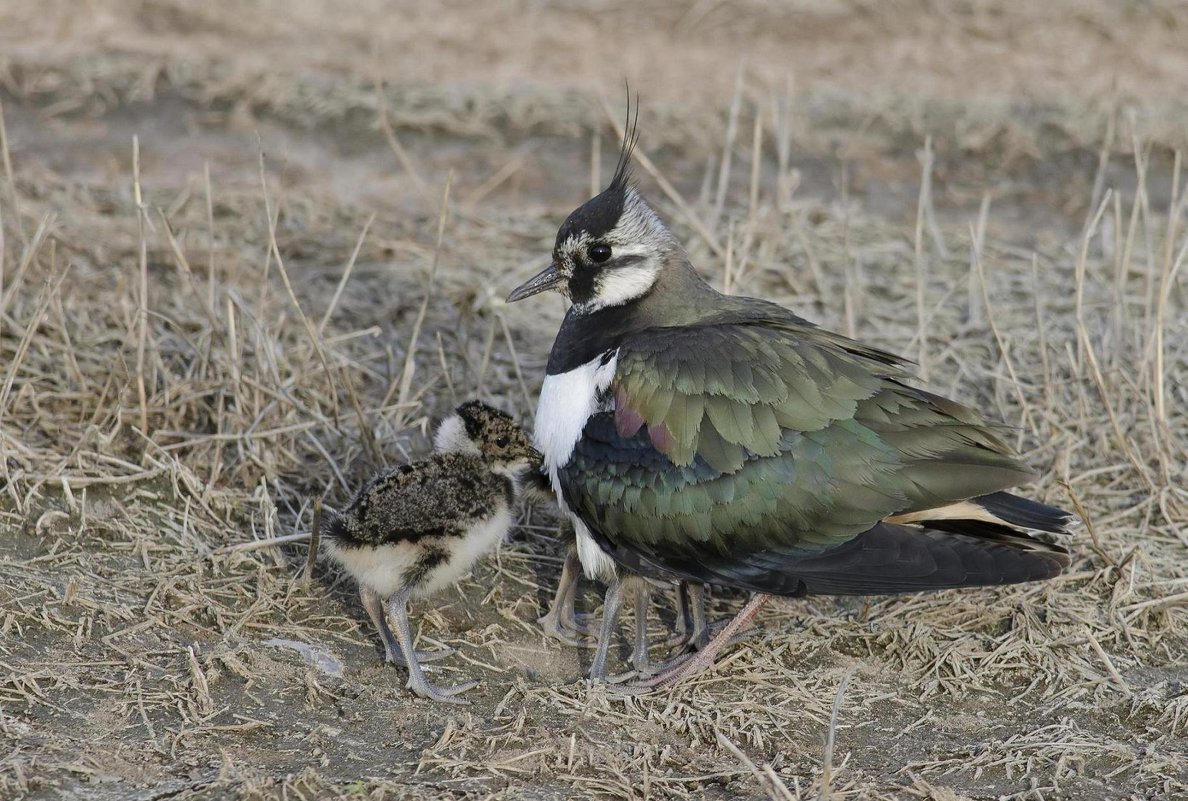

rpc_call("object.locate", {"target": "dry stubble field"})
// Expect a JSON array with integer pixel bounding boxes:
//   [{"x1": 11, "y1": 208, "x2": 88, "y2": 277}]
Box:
[{"x1": 0, "y1": 2, "x2": 1186, "y2": 799}]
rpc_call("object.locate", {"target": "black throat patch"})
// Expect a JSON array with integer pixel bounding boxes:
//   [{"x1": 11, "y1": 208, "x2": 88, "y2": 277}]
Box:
[{"x1": 546, "y1": 301, "x2": 643, "y2": 374}]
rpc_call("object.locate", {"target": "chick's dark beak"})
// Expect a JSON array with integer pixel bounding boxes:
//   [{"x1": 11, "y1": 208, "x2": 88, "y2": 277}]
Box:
[{"x1": 506, "y1": 262, "x2": 564, "y2": 302}]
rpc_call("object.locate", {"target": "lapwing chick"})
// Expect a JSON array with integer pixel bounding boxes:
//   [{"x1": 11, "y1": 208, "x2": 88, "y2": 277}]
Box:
[
  {"x1": 323, "y1": 401, "x2": 538, "y2": 703},
  {"x1": 507, "y1": 116, "x2": 1077, "y2": 687}
]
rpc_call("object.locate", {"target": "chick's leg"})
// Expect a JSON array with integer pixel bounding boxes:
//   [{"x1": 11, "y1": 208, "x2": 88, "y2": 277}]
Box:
[
  {"x1": 630, "y1": 579, "x2": 654, "y2": 676},
  {"x1": 685, "y1": 583, "x2": 712, "y2": 651},
  {"x1": 588, "y1": 576, "x2": 630, "y2": 681},
  {"x1": 361, "y1": 586, "x2": 451, "y2": 665},
  {"x1": 387, "y1": 588, "x2": 478, "y2": 704}
]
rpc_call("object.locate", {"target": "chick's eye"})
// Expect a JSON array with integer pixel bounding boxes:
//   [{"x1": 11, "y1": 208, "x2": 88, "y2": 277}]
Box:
[
  {"x1": 587, "y1": 244, "x2": 612, "y2": 263},
  {"x1": 495, "y1": 436, "x2": 510, "y2": 447}
]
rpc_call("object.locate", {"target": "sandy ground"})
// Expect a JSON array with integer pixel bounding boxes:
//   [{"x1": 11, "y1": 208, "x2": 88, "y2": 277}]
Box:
[{"x1": 1, "y1": 1, "x2": 1186, "y2": 799}]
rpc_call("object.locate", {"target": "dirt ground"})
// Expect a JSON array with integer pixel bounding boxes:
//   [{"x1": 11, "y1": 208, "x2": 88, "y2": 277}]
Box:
[{"x1": 1, "y1": 1, "x2": 1186, "y2": 799}]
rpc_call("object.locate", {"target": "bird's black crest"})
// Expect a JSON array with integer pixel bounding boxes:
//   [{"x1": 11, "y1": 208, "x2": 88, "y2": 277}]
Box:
[{"x1": 554, "y1": 90, "x2": 640, "y2": 249}]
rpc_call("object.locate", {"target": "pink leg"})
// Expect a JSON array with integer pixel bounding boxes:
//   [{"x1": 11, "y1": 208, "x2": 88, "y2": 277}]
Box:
[
  {"x1": 539, "y1": 545, "x2": 597, "y2": 647},
  {"x1": 632, "y1": 593, "x2": 770, "y2": 690}
]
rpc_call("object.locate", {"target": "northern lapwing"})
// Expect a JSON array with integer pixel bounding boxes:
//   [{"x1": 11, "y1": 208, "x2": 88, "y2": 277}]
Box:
[
  {"x1": 507, "y1": 120, "x2": 1077, "y2": 686},
  {"x1": 322, "y1": 401, "x2": 539, "y2": 702}
]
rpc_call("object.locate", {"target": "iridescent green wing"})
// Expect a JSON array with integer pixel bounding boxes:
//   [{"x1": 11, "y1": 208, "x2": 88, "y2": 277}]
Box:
[
  {"x1": 612, "y1": 322, "x2": 896, "y2": 470},
  {"x1": 559, "y1": 320, "x2": 1036, "y2": 586}
]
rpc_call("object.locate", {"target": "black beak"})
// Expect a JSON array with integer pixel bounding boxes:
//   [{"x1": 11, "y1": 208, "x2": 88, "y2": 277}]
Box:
[{"x1": 506, "y1": 262, "x2": 564, "y2": 303}]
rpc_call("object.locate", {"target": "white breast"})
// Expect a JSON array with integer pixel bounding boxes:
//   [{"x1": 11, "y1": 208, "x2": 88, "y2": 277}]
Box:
[
  {"x1": 415, "y1": 505, "x2": 513, "y2": 598},
  {"x1": 534, "y1": 352, "x2": 620, "y2": 582},
  {"x1": 535, "y1": 352, "x2": 618, "y2": 483},
  {"x1": 326, "y1": 537, "x2": 420, "y2": 599}
]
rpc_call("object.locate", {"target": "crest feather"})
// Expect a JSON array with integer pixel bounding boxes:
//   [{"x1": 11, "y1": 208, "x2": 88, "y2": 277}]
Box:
[{"x1": 609, "y1": 89, "x2": 640, "y2": 193}]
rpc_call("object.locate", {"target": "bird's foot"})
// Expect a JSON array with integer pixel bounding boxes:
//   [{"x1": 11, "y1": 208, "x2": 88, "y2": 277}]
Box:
[
  {"x1": 600, "y1": 652, "x2": 662, "y2": 685},
  {"x1": 539, "y1": 609, "x2": 598, "y2": 648},
  {"x1": 610, "y1": 651, "x2": 709, "y2": 696},
  {"x1": 615, "y1": 594, "x2": 770, "y2": 694},
  {"x1": 630, "y1": 642, "x2": 657, "y2": 678},
  {"x1": 406, "y1": 676, "x2": 479, "y2": 705},
  {"x1": 659, "y1": 613, "x2": 732, "y2": 653},
  {"x1": 660, "y1": 629, "x2": 693, "y2": 650},
  {"x1": 413, "y1": 646, "x2": 455, "y2": 663}
]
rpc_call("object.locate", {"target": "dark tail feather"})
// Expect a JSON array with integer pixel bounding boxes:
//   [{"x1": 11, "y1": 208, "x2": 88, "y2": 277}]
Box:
[
  {"x1": 973, "y1": 491, "x2": 1078, "y2": 534},
  {"x1": 782, "y1": 523, "x2": 1067, "y2": 596},
  {"x1": 613, "y1": 493, "x2": 1076, "y2": 597}
]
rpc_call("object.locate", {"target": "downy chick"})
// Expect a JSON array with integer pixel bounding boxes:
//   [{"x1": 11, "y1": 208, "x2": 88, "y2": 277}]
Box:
[{"x1": 323, "y1": 401, "x2": 538, "y2": 703}]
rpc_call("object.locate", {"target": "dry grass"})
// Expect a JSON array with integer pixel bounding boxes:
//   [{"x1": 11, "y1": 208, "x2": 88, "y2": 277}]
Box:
[{"x1": 1, "y1": 2, "x2": 1186, "y2": 799}]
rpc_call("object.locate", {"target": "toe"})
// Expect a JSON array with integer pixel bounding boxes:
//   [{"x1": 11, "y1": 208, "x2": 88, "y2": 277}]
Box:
[
  {"x1": 407, "y1": 677, "x2": 479, "y2": 704},
  {"x1": 540, "y1": 617, "x2": 597, "y2": 648},
  {"x1": 415, "y1": 647, "x2": 454, "y2": 663}
]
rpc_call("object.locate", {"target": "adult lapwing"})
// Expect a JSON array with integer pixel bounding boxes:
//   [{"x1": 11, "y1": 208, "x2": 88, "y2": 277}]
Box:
[{"x1": 507, "y1": 121, "x2": 1076, "y2": 686}]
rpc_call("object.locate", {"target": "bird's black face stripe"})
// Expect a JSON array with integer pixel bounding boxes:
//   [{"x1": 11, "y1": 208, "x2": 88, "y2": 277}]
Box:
[
  {"x1": 569, "y1": 253, "x2": 647, "y2": 306},
  {"x1": 569, "y1": 261, "x2": 597, "y2": 305},
  {"x1": 463, "y1": 415, "x2": 482, "y2": 439}
]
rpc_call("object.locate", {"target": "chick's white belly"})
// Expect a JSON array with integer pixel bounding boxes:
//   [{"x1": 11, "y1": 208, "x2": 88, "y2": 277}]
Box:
[
  {"x1": 534, "y1": 353, "x2": 620, "y2": 583},
  {"x1": 327, "y1": 505, "x2": 513, "y2": 599},
  {"x1": 416, "y1": 505, "x2": 514, "y2": 597}
]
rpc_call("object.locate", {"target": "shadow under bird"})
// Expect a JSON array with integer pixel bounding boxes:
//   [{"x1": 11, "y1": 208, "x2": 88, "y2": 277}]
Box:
[
  {"x1": 321, "y1": 401, "x2": 539, "y2": 703},
  {"x1": 507, "y1": 122, "x2": 1078, "y2": 687}
]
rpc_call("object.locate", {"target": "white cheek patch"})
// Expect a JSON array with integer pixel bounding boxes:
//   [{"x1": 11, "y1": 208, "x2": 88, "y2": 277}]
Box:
[{"x1": 583, "y1": 258, "x2": 660, "y2": 312}]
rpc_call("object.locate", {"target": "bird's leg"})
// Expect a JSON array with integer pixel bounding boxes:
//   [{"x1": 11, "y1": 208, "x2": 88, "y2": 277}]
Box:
[
  {"x1": 660, "y1": 582, "x2": 693, "y2": 648},
  {"x1": 631, "y1": 593, "x2": 770, "y2": 691},
  {"x1": 629, "y1": 579, "x2": 654, "y2": 676},
  {"x1": 646, "y1": 584, "x2": 730, "y2": 675},
  {"x1": 361, "y1": 586, "x2": 452, "y2": 666},
  {"x1": 685, "y1": 583, "x2": 712, "y2": 651},
  {"x1": 539, "y1": 544, "x2": 597, "y2": 647},
  {"x1": 361, "y1": 586, "x2": 403, "y2": 665},
  {"x1": 661, "y1": 582, "x2": 714, "y2": 650},
  {"x1": 387, "y1": 589, "x2": 478, "y2": 704},
  {"x1": 588, "y1": 575, "x2": 630, "y2": 681}
]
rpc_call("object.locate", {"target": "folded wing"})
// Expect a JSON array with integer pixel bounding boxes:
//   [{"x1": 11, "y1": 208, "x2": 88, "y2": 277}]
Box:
[{"x1": 560, "y1": 317, "x2": 1072, "y2": 594}]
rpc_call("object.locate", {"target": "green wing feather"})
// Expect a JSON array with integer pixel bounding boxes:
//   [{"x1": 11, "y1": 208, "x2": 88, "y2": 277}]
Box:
[{"x1": 561, "y1": 316, "x2": 1037, "y2": 580}]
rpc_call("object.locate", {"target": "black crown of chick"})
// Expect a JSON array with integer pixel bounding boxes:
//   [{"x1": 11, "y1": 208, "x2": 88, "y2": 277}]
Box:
[
  {"x1": 321, "y1": 401, "x2": 540, "y2": 703},
  {"x1": 507, "y1": 102, "x2": 1078, "y2": 688}
]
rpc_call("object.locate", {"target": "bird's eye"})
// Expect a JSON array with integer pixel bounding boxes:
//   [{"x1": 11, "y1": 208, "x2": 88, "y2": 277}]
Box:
[
  {"x1": 587, "y1": 244, "x2": 612, "y2": 263},
  {"x1": 496, "y1": 436, "x2": 510, "y2": 447}
]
